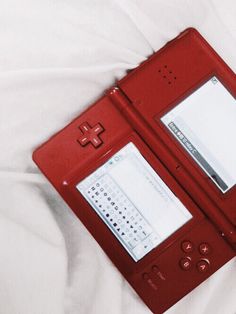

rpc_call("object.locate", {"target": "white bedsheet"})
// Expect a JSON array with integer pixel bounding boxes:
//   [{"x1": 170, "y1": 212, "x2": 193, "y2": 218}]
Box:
[{"x1": 0, "y1": 1, "x2": 235, "y2": 313}]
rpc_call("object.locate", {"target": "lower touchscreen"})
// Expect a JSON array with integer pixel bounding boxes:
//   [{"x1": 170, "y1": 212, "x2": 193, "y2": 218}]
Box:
[{"x1": 77, "y1": 143, "x2": 192, "y2": 261}]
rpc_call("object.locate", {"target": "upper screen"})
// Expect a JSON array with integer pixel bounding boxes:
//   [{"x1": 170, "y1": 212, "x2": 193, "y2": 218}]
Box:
[
  {"x1": 161, "y1": 76, "x2": 236, "y2": 193},
  {"x1": 77, "y1": 142, "x2": 192, "y2": 262}
]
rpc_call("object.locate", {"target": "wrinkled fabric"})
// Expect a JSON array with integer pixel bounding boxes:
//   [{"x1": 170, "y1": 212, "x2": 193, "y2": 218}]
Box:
[{"x1": 0, "y1": 1, "x2": 235, "y2": 314}]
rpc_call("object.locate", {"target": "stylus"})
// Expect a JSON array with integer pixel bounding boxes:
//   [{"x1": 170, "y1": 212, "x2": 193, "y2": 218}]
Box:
[{"x1": 108, "y1": 86, "x2": 236, "y2": 248}]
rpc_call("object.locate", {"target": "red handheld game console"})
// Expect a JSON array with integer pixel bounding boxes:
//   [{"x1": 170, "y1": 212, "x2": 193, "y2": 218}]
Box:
[{"x1": 33, "y1": 28, "x2": 236, "y2": 313}]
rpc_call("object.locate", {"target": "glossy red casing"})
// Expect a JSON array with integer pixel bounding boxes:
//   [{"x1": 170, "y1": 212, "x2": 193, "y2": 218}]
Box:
[{"x1": 33, "y1": 29, "x2": 236, "y2": 314}]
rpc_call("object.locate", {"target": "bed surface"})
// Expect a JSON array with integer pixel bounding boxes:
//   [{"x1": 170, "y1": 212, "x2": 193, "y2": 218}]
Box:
[{"x1": 0, "y1": 1, "x2": 235, "y2": 313}]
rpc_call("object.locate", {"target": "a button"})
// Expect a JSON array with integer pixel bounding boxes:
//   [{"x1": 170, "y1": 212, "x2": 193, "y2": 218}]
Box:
[
  {"x1": 180, "y1": 257, "x2": 192, "y2": 271},
  {"x1": 77, "y1": 122, "x2": 104, "y2": 148},
  {"x1": 181, "y1": 241, "x2": 194, "y2": 253},
  {"x1": 199, "y1": 243, "x2": 211, "y2": 255},
  {"x1": 197, "y1": 259, "x2": 210, "y2": 273}
]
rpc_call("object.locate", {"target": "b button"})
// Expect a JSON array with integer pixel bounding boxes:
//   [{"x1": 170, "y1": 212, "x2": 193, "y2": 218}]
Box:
[{"x1": 180, "y1": 257, "x2": 192, "y2": 271}]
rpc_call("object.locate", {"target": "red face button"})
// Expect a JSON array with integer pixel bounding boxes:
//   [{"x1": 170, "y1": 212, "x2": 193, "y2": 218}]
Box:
[
  {"x1": 78, "y1": 122, "x2": 104, "y2": 148},
  {"x1": 199, "y1": 243, "x2": 211, "y2": 255},
  {"x1": 180, "y1": 257, "x2": 192, "y2": 271},
  {"x1": 181, "y1": 241, "x2": 194, "y2": 253},
  {"x1": 197, "y1": 259, "x2": 210, "y2": 273}
]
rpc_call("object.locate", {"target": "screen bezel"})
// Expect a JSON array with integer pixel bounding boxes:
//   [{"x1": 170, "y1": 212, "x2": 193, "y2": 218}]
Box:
[
  {"x1": 76, "y1": 142, "x2": 193, "y2": 262},
  {"x1": 62, "y1": 132, "x2": 204, "y2": 273},
  {"x1": 160, "y1": 75, "x2": 236, "y2": 194},
  {"x1": 155, "y1": 72, "x2": 236, "y2": 200}
]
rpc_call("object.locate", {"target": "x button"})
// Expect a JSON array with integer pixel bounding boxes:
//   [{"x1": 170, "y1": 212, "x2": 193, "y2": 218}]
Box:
[{"x1": 78, "y1": 122, "x2": 104, "y2": 148}]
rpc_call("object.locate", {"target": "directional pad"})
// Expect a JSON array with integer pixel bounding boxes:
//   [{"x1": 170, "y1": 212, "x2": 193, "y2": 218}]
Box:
[{"x1": 78, "y1": 122, "x2": 104, "y2": 148}]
